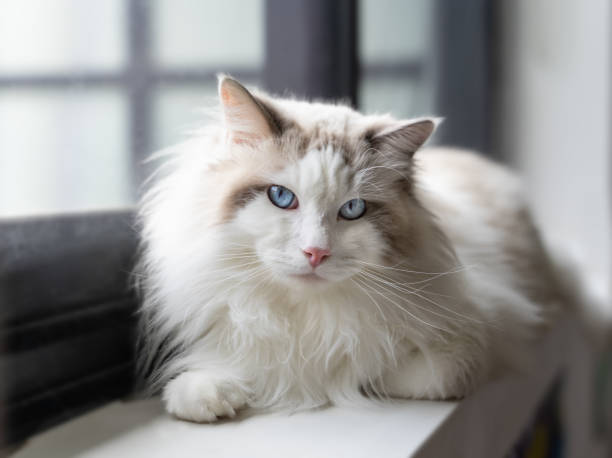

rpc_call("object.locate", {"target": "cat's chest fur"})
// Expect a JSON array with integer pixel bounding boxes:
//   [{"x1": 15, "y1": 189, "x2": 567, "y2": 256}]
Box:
[{"x1": 215, "y1": 286, "x2": 412, "y2": 408}]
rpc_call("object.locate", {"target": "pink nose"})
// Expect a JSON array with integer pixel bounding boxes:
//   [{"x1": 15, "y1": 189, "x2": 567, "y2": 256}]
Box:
[{"x1": 303, "y1": 247, "x2": 330, "y2": 268}]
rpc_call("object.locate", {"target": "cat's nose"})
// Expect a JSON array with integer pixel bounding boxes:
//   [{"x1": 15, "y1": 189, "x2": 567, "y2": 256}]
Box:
[{"x1": 303, "y1": 247, "x2": 330, "y2": 268}]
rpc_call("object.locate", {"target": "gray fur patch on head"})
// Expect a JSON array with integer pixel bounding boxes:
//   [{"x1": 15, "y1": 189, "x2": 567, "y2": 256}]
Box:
[
  {"x1": 255, "y1": 96, "x2": 436, "y2": 184},
  {"x1": 222, "y1": 182, "x2": 269, "y2": 222}
]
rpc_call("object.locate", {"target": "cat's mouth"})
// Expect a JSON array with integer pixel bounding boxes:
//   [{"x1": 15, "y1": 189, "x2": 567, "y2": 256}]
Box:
[{"x1": 289, "y1": 272, "x2": 326, "y2": 283}]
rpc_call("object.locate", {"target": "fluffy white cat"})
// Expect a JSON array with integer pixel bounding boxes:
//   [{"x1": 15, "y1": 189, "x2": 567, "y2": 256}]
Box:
[{"x1": 137, "y1": 76, "x2": 570, "y2": 422}]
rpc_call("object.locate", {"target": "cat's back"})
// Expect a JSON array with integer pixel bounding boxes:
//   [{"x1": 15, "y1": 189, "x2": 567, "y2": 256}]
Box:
[
  {"x1": 414, "y1": 147, "x2": 526, "y2": 243},
  {"x1": 415, "y1": 147, "x2": 522, "y2": 214},
  {"x1": 414, "y1": 147, "x2": 560, "y2": 310}
]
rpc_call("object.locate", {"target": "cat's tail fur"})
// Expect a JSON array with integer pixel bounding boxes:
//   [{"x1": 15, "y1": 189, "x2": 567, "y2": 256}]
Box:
[{"x1": 547, "y1": 242, "x2": 611, "y2": 349}]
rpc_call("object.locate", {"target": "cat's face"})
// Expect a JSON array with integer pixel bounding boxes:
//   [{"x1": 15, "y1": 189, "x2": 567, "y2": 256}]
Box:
[
  {"x1": 233, "y1": 146, "x2": 387, "y2": 288},
  {"x1": 214, "y1": 77, "x2": 435, "y2": 292}
]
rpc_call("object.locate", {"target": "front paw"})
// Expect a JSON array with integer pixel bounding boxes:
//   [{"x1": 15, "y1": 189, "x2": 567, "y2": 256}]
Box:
[{"x1": 163, "y1": 371, "x2": 248, "y2": 422}]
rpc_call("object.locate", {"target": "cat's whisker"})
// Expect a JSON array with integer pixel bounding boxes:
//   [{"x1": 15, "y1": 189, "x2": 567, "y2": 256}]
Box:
[
  {"x1": 213, "y1": 242, "x2": 252, "y2": 248},
  {"x1": 355, "y1": 260, "x2": 473, "y2": 283},
  {"x1": 214, "y1": 268, "x2": 271, "y2": 299},
  {"x1": 193, "y1": 264, "x2": 265, "y2": 291},
  {"x1": 359, "y1": 266, "x2": 418, "y2": 289},
  {"x1": 210, "y1": 247, "x2": 257, "y2": 254},
  {"x1": 247, "y1": 271, "x2": 274, "y2": 294},
  {"x1": 360, "y1": 267, "x2": 484, "y2": 322},
  {"x1": 355, "y1": 259, "x2": 451, "y2": 275},
  {"x1": 212, "y1": 254, "x2": 259, "y2": 262},
  {"x1": 358, "y1": 269, "x2": 492, "y2": 327},
  {"x1": 357, "y1": 271, "x2": 467, "y2": 326},
  {"x1": 362, "y1": 259, "x2": 470, "y2": 276},
  {"x1": 225, "y1": 269, "x2": 270, "y2": 295},
  {"x1": 353, "y1": 276, "x2": 454, "y2": 336},
  {"x1": 209, "y1": 249, "x2": 257, "y2": 256},
  {"x1": 359, "y1": 266, "x2": 453, "y2": 300},
  {"x1": 353, "y1": 278, "x2": 434, "y2": 341},
  {"x1": 208, "y1": 259, "x2": 262, "y2": 270},
  {"x1": 398, "y1": 268, "x2": 472, "y2": 286},
  {"x1": 350, "y1": 278, "x2": 388, "y2": 324},
  {"x1": 409, "y1": 282, "x2": 456, "y2": 298}
]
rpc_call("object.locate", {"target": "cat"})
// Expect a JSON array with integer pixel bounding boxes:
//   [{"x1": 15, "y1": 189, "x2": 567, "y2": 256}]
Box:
[{"x1": 136, "y1": 75, "x2": 567, "y2": 423}]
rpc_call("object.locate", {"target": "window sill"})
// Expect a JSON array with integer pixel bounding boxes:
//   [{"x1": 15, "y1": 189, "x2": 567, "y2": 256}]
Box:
[{"x1": 11, "y1": 318, "x2": 602, "y2": 458}]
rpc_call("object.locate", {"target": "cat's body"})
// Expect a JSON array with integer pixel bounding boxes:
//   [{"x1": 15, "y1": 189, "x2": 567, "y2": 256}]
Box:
[{"x1": 137, "y1": 77, "x2": 562, "y2": 422}]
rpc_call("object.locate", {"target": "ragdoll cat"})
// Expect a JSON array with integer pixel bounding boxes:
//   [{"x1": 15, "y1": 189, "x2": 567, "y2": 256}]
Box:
[{"x1": 137, "y1": 76, "x2": 564, "y2": 422}]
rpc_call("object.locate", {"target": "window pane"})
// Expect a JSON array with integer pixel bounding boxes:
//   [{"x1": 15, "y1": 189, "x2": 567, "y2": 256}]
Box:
[
  {"x1": 359, "y1": 0, "x2": 432, "y2": 63},
  {"x1": 358, "y1": 0, "x2": 435, "y2": 117},
  {"x1": 153, "y1": 79, "x2": 260, "y2": 151},
  {"x1": 359, "y1": 76, "x2": 431, "y2": 119},
  {"x1": 153, "y1": 85, "x2": 218, "y2": 151},
  {"x1": 0, "y1": 89, "x2": 130, "y2": 217},
  {"x1": 152, "y1": 0, "x2": 263, "y2": 68},
  {"x1": 0, "y1": 0, "x2": 126, "y2": 75}
]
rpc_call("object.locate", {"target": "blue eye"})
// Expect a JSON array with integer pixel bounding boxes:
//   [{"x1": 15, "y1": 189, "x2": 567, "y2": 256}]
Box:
[
  {"x1": 339, "y1": 198, "x2": 366, "y2": 220},
  {"x1": 267, "y1": 185, "x2": 298, "y2": 209}
]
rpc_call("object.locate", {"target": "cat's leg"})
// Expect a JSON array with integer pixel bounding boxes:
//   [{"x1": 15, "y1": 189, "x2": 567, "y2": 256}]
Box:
[
  {"x1": 163, "y1": 367, "x2": 250, "y2": 422},
  {"x1": 382, "y1": 342, "x2": 488, "y2": 400}
]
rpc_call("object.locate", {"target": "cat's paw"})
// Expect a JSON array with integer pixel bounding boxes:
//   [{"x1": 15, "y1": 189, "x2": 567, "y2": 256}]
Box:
[{"x1": 163, "y1": 371, "x2": 248, "y2": 422}]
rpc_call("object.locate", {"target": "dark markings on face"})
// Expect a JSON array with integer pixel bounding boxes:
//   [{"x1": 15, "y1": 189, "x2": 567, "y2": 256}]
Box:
[
  {"x1": 255, "y1": 97, "x2": 292, "y2": 135},
  {"x1": 365, "y1": 198, "x2": 419, "y2": 265},
  {"x1": 364, "y1": 201, "x2": 397, "y2": 252},
  {"x1": 223, "y1": 182, "x2": 268, "y2": 222}
]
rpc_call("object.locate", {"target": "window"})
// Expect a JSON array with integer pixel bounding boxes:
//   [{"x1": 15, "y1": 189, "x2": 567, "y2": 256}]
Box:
[
  {"x1": 0, "y1": 0, "x2": 263, "y2": 217},
  {"x1": 359, "y1": 0, "x2": 435, "y2": 118},
  {"x1": 1, "y1": 0, "x2": 489, "y2": 218}
]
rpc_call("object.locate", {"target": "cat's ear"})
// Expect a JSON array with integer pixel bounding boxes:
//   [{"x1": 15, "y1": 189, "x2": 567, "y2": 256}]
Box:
[
  {"x1": 218, "y1": 75, "x2": 280, "y2": 144},
  {"x1": 371, "y1": 118, "x2": 441, "y2": 157}
]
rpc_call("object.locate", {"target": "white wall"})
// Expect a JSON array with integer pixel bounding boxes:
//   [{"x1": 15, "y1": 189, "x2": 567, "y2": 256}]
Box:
[
  {"x1": 495, "y1": 3, "x2": 611, "y2": 456},
  {"x1": 495, "y1": 0, "x2": 610, "y2": 302}
]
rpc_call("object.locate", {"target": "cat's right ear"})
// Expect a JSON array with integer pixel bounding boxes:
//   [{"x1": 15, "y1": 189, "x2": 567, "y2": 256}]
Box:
[
  {"x1": 218, "y1": 75, "x2": 280, "y2": 145},
  {"x1": 370, "y1": 118, "x2": 441, "y2": 158}
]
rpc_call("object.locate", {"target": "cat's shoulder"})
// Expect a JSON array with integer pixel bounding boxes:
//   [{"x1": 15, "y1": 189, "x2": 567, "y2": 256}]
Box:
[
  {"x1": 413, "y1": 146, "x2": 528, "y2": 223},
  {"x1": 415, "y1": 147, "x2": 514, "y2": 178},
  {"x1": 414, "y1": 147, "x2": 523, "y2": 198}
]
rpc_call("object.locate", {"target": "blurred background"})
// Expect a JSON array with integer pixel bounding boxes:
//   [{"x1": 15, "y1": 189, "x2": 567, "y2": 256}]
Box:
[{"x1": 0, "y1": 0, "x2": 609, "y2": 455}]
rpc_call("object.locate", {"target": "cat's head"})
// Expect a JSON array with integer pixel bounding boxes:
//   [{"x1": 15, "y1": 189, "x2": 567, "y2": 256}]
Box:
[{"x1": 210, "y1": 76, "x2": 437, "y2": 292}]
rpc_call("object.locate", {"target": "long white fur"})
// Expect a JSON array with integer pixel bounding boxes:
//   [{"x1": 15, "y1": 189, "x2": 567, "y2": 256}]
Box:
[{"x1": 137, "y1": 82, "x2": 564, "y2": 422}]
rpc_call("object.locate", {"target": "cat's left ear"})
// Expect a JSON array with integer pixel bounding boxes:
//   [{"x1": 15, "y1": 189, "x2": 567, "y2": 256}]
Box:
[
  {"x1": 218, "y1": 75, "x2": 280, "y2": 144},
  {"x1": 371, "y1": 118, "x2": 441, "y2": 157}
]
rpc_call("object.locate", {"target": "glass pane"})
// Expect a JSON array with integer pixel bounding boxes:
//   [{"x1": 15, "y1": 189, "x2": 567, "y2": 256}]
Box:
[
  {"x1": 152, "y1": 0, "x2": 264, "y2": 68},
  {"x1": 0, "y1": 89, "x2": 130, "y2": 217},
  {"x1": 359, "y1": 0, "x2": 432, "y2": 63},
  {"x1": 0, "y1": 0, "x2": 126, "y2": 75},
  {"x1": 358, "y1": 0, "x2": 435, "y2": 117},
  {"x1": 359, "y1": 76, "x2": 430, "y2": 119},
  {"x1": 153, "y1": 85, "x2": 218, "y2": 151},
  {"x1": 152, "y1": 79, "x2": 260, "y2": 151}
]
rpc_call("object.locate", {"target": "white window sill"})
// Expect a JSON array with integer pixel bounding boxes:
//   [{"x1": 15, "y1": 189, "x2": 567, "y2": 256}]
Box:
[{"x1": 12, "y1": 318, "x2": 604, "y2": 458}]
